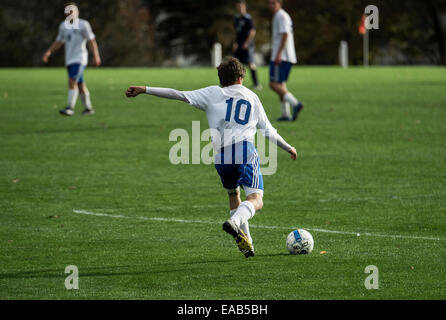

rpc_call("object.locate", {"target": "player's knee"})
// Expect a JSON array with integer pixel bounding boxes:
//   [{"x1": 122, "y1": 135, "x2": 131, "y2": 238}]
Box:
[
  {"x1": 78, "y1": 83, "x2": 87, "y2": 93},
  {"x1": 256, "y1": 197, "x2": 263, "y2": 210},
  {"x1": 247, "y1": 193, "x2": 263, "y2": 211},
  {"x1": 68, "y1": 78, "x2": 78, "y2": 89},
  {"x1": 269, "y1": 81, "x2": 275, "y2": 89}
]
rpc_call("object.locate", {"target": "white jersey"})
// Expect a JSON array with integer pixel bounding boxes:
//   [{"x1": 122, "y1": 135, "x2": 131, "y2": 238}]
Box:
[
  {"x1": 182, "y1": 84, "x2": 290, "y2": 151},
  {"x1": 56, "y1": 19, "x2": 95, "y2": 66},
  {"x1": 271, "y1": 9, "x2": 297, "y2": 64}
]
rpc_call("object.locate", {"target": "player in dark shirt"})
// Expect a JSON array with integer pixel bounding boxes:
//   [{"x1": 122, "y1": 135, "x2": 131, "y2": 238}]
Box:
[{"x1": 233, "y1": 0, "x2": 261, "y2": 90}]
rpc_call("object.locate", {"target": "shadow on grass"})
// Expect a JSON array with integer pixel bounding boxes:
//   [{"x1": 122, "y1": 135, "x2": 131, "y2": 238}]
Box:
[
  {"x1": 0, "y1": 254, "x2": 297, "y2": 280},
  {"x1": 0, "y1": 258, "x2": 237, "y2": 279},
  {"x1": 255, "y1": 253, "x2": 293, "y2": 257}
]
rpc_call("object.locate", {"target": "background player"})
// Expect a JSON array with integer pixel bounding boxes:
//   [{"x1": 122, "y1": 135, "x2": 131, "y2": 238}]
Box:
[
  {"x1": 268, "y1": 0, "x2": 304, "y2": 121},
  {"x1": 125, "y1": 57, "x2": 297, "y2": 258},
  {"x1": 233, "y1": 0, "x2": 262, "y2": 90},
  {"x1": 42, "y1": 2, "x2": 101, "y2": 116}
]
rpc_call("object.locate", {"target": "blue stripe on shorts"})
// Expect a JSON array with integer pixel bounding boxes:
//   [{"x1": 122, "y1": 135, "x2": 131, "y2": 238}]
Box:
[
  {"x1": 215, "y1": 141, "x2": 264, "y2": 191},
  {"x1": 67, "y1": 63, "x2": 86, "y2": 84},
  {"x1": 269, "y1": 61, "x2": 293, "y2": 83}
]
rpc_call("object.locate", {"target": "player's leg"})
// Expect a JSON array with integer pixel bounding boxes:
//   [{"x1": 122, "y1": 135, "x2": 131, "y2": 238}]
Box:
[
  {"x1": 229, "y1": 186, "x2": 262, "y2": 252},
  {"x1": 223, "y1": 146, "x2": 264, "y2": 257},
  {"x1": 216, "y1": 157, "x2": 255, "y2": 257},
  {"x1": 74, "y1": 65, "x2": 94, "y2": 115},
  {"x1": 60, "y1": 77, "x2": 78, "y2": 116},
  {"x1": 228, "y1": 187, "x2": 241, "y2": 211},
  {"x1": 280, "y1": 62, "x2": 304, "y2": 121},
  {"x1": 60, "y1": 64, "x2": 82, "y2": 116},
  {"x1": 269, "y1": 62, "x2": 304, "y2": 121},
  {"x1": 248, "y1": 63, "x2": 261, "y2": 90},
  {"x1": 247, "y1": 45, "x2": 261, "y2": 89},
  {"x1": 269, "y1": 61, "x2": 290, "y2": 120},
  {"x1": 227, "y1": 186, "x2": 254, "y2": 246},
  {"x1": 229, "y1": 186, "x2": 263, "y2": 244},
  {"x1": 270, "y1": 81, "x2": 291, "y2": 121},
  {"x1": 78, "y1": 81, "x2": 95, "y2": 115}
]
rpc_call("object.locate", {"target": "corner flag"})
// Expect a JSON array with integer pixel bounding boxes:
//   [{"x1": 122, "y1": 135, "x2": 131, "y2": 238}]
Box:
[{"x1": 359, "y1": 15, "x2": 366, "y2": 35}]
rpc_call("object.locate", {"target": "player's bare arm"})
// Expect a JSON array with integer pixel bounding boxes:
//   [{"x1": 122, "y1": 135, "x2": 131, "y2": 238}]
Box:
[
  {"x1": 242, "y1": 29, "x2": 256, "y2": 50},
  {"x1": 88, "y1": 39, "x2": 101, "y2": 66},
  {"x1": 274, "y1": 32, "x2": 288, "y2": 65},
  {"x1": 42, "y1": 41, "x2": 63, "y2": 63}
]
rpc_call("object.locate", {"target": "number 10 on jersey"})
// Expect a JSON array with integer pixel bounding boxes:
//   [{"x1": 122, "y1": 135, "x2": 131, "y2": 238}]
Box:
[{"x1": 225, "y1": 98, "x2": 252, "y2": 125}]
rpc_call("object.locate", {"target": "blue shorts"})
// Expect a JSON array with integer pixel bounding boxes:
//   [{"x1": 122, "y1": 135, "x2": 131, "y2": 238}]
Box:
[
  {"x1": 67, "y1": 63, "x2": 86, "y2": 84},
  {"x1": 269, "y1": 61, "x2": 293, "y2": 83},
  {"x1": 234, "y1": 46, "x2": 255, "y2": 64},
  {"x1": 215, "y1": 141, "x2": 264, "y2": 191}
]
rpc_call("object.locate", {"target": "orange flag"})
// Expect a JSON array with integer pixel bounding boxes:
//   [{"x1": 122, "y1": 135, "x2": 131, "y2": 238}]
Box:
[{"x1": 359, "y1": 15, "x2": 366, "y2": 35}]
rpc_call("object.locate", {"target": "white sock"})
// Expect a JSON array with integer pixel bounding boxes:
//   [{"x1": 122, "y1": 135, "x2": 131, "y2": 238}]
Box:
[
  {"x1": 68, "y1": 89, "x2": 79, "y2": 109},
  {"x1": 80, "y1": 90, "x2": 93, "y2": 110},
  {"x1": 241, "y1": 220, "x2": 252, "y2": 244},
  {"x1": 230, "y1": 209, "x2": 252, "y2": 244},
  {"x1": 231, "y1": 201, "x2": 255, "y2": 227},
  {"x1": 284, "y1": 92, "x2": 299, "y2": 107},
  {"x1": 281, "y1": 101, "x2": 291, "y2": 118}
]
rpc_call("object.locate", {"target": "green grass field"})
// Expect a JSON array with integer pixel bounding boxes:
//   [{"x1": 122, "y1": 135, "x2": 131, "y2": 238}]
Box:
[{"x1": 0, "y1": 67, "x2": 445, "y2": 299}]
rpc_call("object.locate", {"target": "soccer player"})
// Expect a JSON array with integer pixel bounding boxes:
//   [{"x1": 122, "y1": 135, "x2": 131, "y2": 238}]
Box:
[
  {"x1": 42, "y1": 3, "x2": 101, "y2": 116},
  {"x1": 233, "y1": 0, "x2": 261, "y2": 90},
  {"x1": 268, "y1": 0, "x2": 304, "y2": 121},
  {"x1": 125, "y1": 57, "x2": 297, "y2": 258}
]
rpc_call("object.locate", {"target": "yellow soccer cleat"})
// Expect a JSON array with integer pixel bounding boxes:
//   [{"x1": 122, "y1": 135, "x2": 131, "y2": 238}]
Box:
[{"x1": 222, "y1": 219, "x2": 255, "y2": 258}]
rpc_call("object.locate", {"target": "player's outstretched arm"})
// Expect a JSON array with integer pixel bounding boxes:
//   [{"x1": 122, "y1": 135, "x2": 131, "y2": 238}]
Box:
[
  {"x1": 260, "y1": 127, "x2": 297, "y2": 161},
  {"x1": 256, "y1": 98, "x2": 297, "y2": 161},
  {"x1": 42, "y1": 41, "x2": 63, "y2": 63},
  {"x1": 126, "y1": 86, "x2": 190, "y2": 103}
]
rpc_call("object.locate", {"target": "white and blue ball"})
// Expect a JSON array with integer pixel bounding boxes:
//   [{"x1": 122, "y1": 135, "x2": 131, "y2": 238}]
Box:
[{"x1": 286, "y1": 229, "x2": 314, "y2": 255}]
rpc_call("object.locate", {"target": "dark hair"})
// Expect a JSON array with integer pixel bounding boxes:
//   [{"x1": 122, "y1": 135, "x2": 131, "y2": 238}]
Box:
[
  {"x1": 217, "y1": 57, "x2": 246, "y2": 87},
  {"x1": 65, "y1": 2, "x2": 78, "y2": 8},
  {"x1": 64, "y1": 2, "x2": 78, "y2": 12}
]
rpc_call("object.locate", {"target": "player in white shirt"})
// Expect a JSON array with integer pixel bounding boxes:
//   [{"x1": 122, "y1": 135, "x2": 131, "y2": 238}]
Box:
[
  {"x1": 125, "y1": 57, "x2": 297, "y2": 258},
  {"x1": 42, "y1": 3, "x2": 101, "y2": 116},
  {"x1": 268, "y1": 0, "x2": 304, "y2": 122}
]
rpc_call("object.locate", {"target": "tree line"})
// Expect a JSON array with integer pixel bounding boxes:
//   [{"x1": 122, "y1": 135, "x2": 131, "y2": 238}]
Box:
[{"x1": 1, "y1": 0, "x2": 445, "y2": 67}]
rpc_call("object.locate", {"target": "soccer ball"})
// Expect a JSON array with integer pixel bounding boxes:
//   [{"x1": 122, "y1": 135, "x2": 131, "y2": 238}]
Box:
[{"x1": 286, "y1": 229, "x2": 314, "y2": 255}]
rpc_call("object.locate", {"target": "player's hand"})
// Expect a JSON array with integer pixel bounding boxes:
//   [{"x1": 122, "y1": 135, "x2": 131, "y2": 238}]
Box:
[
  {"x1": 42, "y1": 51, "x2": 51, "y2": 63},
  {"x1": 232, "y1": 43, "x2": 238, "y2": 53},
  {"x1": 93, "y1": 56, "x2": 101, "y2": 67},
  {"x1": 274, "y1": 54, "x2": 282, "y2": 65},
  {"x1": 242, "y1": 42, "x2": 249, "y2": 50},
  {"x1": 126, "y1": 86, "x2": 145, "y2": 98},
  {"x1": 288, "y1": 147, "x2": 297, "y2": 160}
]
